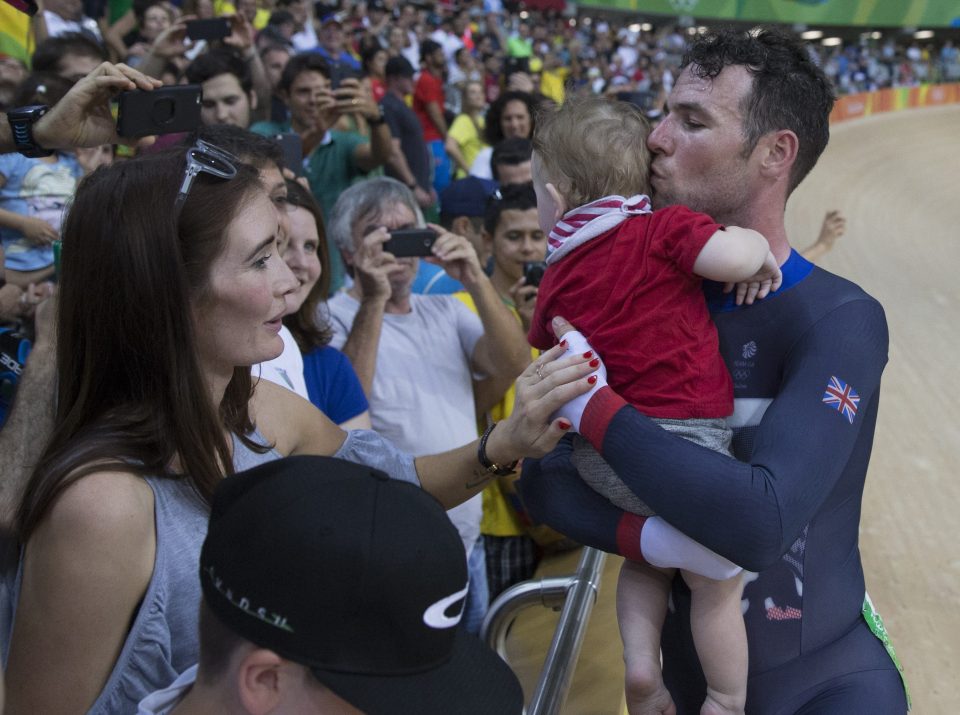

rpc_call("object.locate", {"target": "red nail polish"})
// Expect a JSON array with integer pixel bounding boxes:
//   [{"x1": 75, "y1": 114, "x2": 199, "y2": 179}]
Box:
[
  {"x1": 587, "y1": 375, "x2": 598, "y2": 385},
  {"x1": 583, "y1": 351, "x2": 593, "y2": 359},
  {"x1": 558, "y1": 420, "x2": 571, "y2": 430},
  {"x1": 560, "y1": 339, "x2": 568, "y2": 348},
  {"x1": 589, "y1": 358, "x2": 600, "y2": 368}
]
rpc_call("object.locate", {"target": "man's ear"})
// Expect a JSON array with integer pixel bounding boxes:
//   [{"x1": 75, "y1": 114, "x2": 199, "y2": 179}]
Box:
[
  {"x1": 545, "y1": 182, "x2": 567, "y2": 225},
  {"x1": 249, "y1": 89, "x2": 259, "y2": 112},
  {"x1": 758, "y1": 129, "x2": 799, "y2": 182},
  {"x1": 236, "y1": 648, "x2": 285, "y2": 715},
  {"x1": 481, "y1": 228, "x2": 494, "y2": 249}
]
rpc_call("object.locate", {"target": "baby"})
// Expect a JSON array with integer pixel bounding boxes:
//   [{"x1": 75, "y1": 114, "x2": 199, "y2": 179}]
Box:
[{"x1": 528, "y1": 97, "x2": 781, "y2": 715}]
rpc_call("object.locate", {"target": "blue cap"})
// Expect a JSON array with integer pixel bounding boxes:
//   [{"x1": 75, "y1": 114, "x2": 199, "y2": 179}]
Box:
[{"x1": 440, "y1": 176, "x2": 498, "y2": 217}]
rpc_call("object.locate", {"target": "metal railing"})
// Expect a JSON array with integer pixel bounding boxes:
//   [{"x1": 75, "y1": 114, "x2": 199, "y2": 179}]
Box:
[{"x1": 481, "y1": 546, "x2": 607, "y2": 715}]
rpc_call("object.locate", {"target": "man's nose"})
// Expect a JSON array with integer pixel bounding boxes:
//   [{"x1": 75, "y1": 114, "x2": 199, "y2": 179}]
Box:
[{"x1": 647, "y1": 119, "x2": 669, "y2": 154}]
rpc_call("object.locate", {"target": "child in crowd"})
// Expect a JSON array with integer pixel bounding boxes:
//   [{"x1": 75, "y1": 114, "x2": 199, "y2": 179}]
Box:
[
  {"x1": 0, "y1": 73, "x2": 97, "y2": 287},
  {"x1": 527, "y1": 97, "x2": 781, "y2": 715}
]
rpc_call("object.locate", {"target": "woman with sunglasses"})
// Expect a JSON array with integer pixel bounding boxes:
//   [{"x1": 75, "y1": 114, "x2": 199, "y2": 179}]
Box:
[
  {"x1": 279, "y1": 179, "x2": 371, "y2": 429},
  {"x1": 1, "y1": 144, "x2": 594, "y2": 714}
]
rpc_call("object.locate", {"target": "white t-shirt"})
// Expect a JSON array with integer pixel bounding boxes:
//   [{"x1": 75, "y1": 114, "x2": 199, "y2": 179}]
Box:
[
  {"x1": 252, "y1": 324, "x2": 309, "y2": 399},
  {"x1": 43, "y1": 11, "x2": 102, "y2": 41},
  {"x1": 327, "y1": 292, "x2": 485, "y2": 555},
  {"x1": 136, "y1": 665, "x2": 197, "y2": 715}
]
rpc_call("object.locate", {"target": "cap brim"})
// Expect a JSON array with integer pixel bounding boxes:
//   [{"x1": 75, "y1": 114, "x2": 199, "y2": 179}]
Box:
[{"x1": 315, "y1": 628, "x2": 524, "y2": 715}]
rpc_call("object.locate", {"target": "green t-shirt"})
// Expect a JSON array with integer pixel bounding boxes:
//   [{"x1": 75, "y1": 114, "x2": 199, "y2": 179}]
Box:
[{"x1": 250, "y1": 121, "x2": 369, "y2": 293}]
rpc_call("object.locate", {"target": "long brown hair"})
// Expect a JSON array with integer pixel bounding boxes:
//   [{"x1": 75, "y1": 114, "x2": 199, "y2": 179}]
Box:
[
  {"x1": 281, "y1": 179, "x2": 332, "y2": 353},
  {"x1": 17, "y1": 149, "x2": 265, "y2": 540}
]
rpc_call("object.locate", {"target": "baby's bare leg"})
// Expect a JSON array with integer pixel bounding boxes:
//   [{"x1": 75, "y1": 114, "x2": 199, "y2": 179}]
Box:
[
  {"x1": 618, "y1": 559, "x2": 676, "y2": 715},
  {"x1": 681, "y1": 570, "x2": 747, "y2": 715}
]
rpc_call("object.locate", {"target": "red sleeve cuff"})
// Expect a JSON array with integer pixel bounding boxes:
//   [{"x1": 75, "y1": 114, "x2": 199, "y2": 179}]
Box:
[
  {"x1": 580, "y1": 386, "x2": 628, "y2": 449},
  {"x1": 616, "y1": 512, "x2": 648, "y2": 563}
]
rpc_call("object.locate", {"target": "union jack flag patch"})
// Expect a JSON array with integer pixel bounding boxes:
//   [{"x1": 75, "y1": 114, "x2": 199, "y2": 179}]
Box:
[{"x1": 822, "y1": 376, "x2": 860, "y2": 424}]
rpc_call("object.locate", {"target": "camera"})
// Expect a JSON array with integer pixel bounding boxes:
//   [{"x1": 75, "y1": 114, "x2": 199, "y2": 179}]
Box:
[
  {"x1": 523, "y1": 261, "x2": 547, "y2": 287},
  {"x1": 116, "y1": 85, "x2": 203, "y2": 138},
  {"x1": 383, "y1": 228, "x2": 438, "y2": 257}
]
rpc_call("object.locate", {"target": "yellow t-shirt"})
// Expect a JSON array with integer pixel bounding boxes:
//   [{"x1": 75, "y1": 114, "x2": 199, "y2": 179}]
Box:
[
  {"x1": 447, "y1": 114, "x2": 487, "y2": 180},
  {"x1": 454, "y1": 292, "x2": 534, "y2": 537},
  {"x1": 214, "y1": 1, "x2": 270, "y2": 30},
  {"x1": 540, "y1": 67, "x2": 570, "y2": 105}
]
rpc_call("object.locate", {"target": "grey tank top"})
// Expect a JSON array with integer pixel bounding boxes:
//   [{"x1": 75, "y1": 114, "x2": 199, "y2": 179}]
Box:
[
  {"x1": 0, "y1": 432, "x2": 281, "y2": 715},
  {"x1": 0, "y1": 428, "x2": 418, "y2": 715}
]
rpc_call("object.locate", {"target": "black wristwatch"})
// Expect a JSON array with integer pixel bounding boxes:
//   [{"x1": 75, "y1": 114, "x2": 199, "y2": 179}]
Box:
[
  {"x1": 7, "y1": 105, "x2": 54, "y2": 158},
  {"x1": 477, "y1": 423, "x2": 518, "y2": 476},
  {"x1": 367, "y1": 104, "x2": 387, "y2": 126}
]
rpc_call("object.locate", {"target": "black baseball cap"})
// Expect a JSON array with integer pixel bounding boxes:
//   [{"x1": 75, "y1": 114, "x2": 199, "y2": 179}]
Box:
[
  {"x1": 385, "y1": 55, "x2": 415, "y2": 79},
  {"x1": 200, "y1": 455, "x2": 523, "y2": 715}
]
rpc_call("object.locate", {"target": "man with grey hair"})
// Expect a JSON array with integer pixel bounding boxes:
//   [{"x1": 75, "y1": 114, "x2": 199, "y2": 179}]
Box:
[{"x1": 325, "y1": 177, "x2": 532, "y2": 634}]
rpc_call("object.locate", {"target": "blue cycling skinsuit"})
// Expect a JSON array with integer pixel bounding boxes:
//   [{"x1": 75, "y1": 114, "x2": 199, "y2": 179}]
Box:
[{"x1": 520, "y1": 251, "x2": 909, "y2": 714}]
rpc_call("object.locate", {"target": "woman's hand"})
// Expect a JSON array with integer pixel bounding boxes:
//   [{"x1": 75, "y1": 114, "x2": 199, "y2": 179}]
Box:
[
  {"x1": 483, "y1": 340, "x2": 598, "y2": 464},
  {"x1": 546, "y1": 316, "x2": 609, "y2": 432}
]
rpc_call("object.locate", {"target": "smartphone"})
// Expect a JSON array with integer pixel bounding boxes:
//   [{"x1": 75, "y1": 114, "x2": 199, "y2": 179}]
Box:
[
  {"x1": 185, "y1": 17, "x2": 231, "y2": 41},
  {"x1": 2, "y1": 0, "x2": 39, "y2": 15},
  {"x1": 329, "y1": 64, "x2": 361, "y2": 90},
  {"x1": 383, "y1": 228, "x2": 438, "y2": 257},
  {"x1": 523, "y1": 261, "x2": 547, "y2": 287},
  {"x1": 274, "y1": 133, "x2": 304, "y2": 177},
  {"x1": 116, "y1": 85, "x2": 203, "y2": 138}
]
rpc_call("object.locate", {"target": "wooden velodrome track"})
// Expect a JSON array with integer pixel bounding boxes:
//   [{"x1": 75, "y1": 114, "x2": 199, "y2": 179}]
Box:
[{"x1": 504, "y1": 104, "x2": 960, "y2": 714}]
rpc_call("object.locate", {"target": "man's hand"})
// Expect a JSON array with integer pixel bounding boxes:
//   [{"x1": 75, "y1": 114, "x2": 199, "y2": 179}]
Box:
[
  {"x1": 332, "y1": 78, "x2": 379, "y2": 123},
  {"x1": 413, "y1": 185, "x2": 434, "y2": 209},
  {"x1": 509, "y1": 276, "x2": 538, "y2": 331},
  {"x1": 29, "y1": 286, "x2": 57, "y2": 339},
  {"x1": 33, "y1": 62, "x2": 162, "y2": 150},
  {"x1": 224, "y1": 13, "x2": 256, "y2": 53},
  {"x1": 18, "y1": 217, "x2": 58, "y2": 246},
  {"x1": 147, "y1": 19, "x2": 193, "y2": 59},
  {"x1": 352, "y1": 227, "x2": 399, "y2": 301},
  {"x1": 425, "y1": 224, "x2": 483, "y2": 286}
]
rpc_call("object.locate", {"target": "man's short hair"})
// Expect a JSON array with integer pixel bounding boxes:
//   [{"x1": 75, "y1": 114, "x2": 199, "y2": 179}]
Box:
[
  {"x1": 490, "y1": 137, "x2": 532, "y2": 183},
  {"x1": 32, "y1": 33, "x2": 107, "y2": 74},
  {"x1": 533, "y1": 96, "x2": 652, "y2": 209},
  {"x1": 188, "y1": 124, "x2": 285, "y2": 171},
  {"x1": 385, "y1": 55, "x2": 415, "y2": 79},
  {"x1": 14, "y1": 72, "x2": 72, "y2": 107},
  {"x1": 484, "y1": 182, "x2": 537, "y2": 235},
  {"x1": 278, "y1": 52, "x2": 330, "y2": 93},
  {"x1": 184, "y1": 48, "x2": 253, "y2": 94},
  {"x1": 420, "y1": 39, "x2": 442, "y2": 61},
  {"x1": 328, "y1": 177, "x2": 423, "y2": 260},
  {"x1": 682, "y1": 28, "x2": 835, "y2": 194}
]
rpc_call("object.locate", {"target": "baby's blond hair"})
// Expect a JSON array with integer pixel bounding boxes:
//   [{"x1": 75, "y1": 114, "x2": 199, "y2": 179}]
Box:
[{"x1": 532, "y1": 96, "x2": 652, "y2": 208}]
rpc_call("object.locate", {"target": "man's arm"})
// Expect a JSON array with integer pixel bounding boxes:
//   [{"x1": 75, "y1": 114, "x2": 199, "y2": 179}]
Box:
[
  {"x1": 333, "y1": 227, "x2": 397, "y2": 395},
  {"x1": 424, "y1": 100, "x2": 448, "y2": 138},
  {"x1": 0, "y1": 297, "x2": 57, "y2": 531},
  {"x1": 522, "y1": 303, "x2": 889, "y2": 571},
  {"x1": 428, "y1": 227, "x2": 530, "y2": 380}
]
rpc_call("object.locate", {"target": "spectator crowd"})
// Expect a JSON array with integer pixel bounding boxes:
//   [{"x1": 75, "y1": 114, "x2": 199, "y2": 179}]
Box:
[{"x1": 0, "y1": 0, "x2": 932, "y2": 711}]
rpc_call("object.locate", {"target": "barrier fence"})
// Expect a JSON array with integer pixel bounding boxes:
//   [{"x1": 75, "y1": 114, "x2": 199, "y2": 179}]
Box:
[{"x1": 831, "y1": 82, "x2": 960, "y2": 123}]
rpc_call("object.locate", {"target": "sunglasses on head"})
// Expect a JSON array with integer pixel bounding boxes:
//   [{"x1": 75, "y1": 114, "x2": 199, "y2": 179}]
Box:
[{"x1": 174, "y1": 139, "x2": 239, "y2": 215}]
